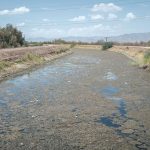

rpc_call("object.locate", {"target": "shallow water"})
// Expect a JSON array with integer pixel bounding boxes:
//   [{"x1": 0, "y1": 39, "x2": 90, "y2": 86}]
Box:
[
  {"x1": 98, "y1": 75, "x2": 150, "y2": 149},
  {"x1": 100, "y1": 85, "x2": 127, "y2": 118},
  {"x1": 118, "y1": 100, "x2": 127, "y2": 117},
  {"x1": 0, "y1": 56, "x2": 87, "y2": 106},
  {"x1": 0, "y1": 50, "x2": 150, "y2": 150},
  {"x1": 101, "y1": 86, "x2": 119, "y2": 96},
  {"x1": 103, "y1": 72, "x2": 118, "y2": 80},
  {"x1": 99, "y1": 117, "x2": 121, "y2": 128}
]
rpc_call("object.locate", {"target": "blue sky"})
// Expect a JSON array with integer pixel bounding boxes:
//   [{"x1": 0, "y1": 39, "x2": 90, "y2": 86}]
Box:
[{"x1": 0, "y1": 0, "x2": 150, "y2": 39}]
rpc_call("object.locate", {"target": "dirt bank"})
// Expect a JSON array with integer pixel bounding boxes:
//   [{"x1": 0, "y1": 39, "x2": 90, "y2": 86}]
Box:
[
  {"x1": 109, "y1": 46, "x2": 150, "y2": 70},
  {"x1": 0, "y1": 45, "x2": 72, "y2": 81}
]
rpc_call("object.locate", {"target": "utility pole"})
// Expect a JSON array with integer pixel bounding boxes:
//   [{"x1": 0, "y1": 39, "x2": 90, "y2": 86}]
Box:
[{"x1": 105, "y1": 37, "x2": 108, "y2": 42}]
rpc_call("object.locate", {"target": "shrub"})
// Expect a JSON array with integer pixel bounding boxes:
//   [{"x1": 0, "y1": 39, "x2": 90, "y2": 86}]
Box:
[
  {"x1": 0, "y1": 24, "x2": 26, "y2": 48},
  {"x1": 144, "y1": 50, "x2": 150, "y2": 65},
  {"x1": 0, "y1": 61, "x2": 12, "y2": 70},
  {"x1": 22, "y1": 53, "x2": 44, "y2": 63},
  {"x1": 70, "y1": 43, "x2": 76, "y2": 48},
  {"x1": 102, "y1": 42, "x2": 113, "y2": 50}
]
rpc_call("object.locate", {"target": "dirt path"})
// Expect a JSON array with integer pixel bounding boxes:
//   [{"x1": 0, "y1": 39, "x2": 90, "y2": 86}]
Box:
[{"x1": 0, "y1": 49, "x2": 150, "y2": 150}]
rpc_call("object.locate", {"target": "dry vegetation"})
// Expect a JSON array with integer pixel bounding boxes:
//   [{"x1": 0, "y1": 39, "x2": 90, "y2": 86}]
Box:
[
  {"x1": 0, "y1": 45, "x2": 70, "y2": 61},
  {"x1": 109, "y1": 46, "x2": 150, "y2": 69},
  {"x1": 0, "y1": 44, "x2": 71, "y2": 80},
  {"x1": 75, "y1": 44, "x2": 101, "y2": 50}
]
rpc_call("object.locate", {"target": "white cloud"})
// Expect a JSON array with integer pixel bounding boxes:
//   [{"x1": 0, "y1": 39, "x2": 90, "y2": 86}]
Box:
[
  {"x1": 68, "y1": 24, "x2": 113, "y2": 37},
  {"x1": 29, "y1": 28, "x2": 65, "y2": 38},
  {"x1": 43, "y1": 18, "x2": 49, "y2": 22},
  {"x1": 70, "y1": 16, "x2": 86, "y2": 22},
  {"x1": 108, "y1": 13, "x2": 118, "y2": 20},
  {"x1": 91, "y1": 14, "x2": 104, "y2": 20},
  {"x1": 125, "y1": 12, "x2": 136, "y2": 21},
  {"x1": 91, "y1": 3, "x2": 122, "y2": 12},
  {"x1": 0, "y1": 6, "x2": 30, "y2": 15},
  {"x1": 16, "y1": 22, "x2": 25, "y2": 27},
  {"x1": 28, "y1": 23, "x2": 115, "y2": 38}
]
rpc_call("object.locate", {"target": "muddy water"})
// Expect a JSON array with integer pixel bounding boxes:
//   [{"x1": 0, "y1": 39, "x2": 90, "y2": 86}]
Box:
[{"x1": 0, "y1": 49, "x2": 150, "y2": 150}]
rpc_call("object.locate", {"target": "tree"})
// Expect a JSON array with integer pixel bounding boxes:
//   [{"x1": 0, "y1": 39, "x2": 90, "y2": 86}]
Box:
[{"x1": 0, "y1": 24, "x2": 26, "y2": 48}]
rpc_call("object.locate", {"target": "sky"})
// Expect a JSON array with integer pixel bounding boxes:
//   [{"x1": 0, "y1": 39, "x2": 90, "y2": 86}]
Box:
[{"x1": 0, "y1": 0, "x2": 150, "y2": 40}]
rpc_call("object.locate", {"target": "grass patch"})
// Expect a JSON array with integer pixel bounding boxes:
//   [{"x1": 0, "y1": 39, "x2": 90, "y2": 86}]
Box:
[
  {"x1": 0, "y1": 48, "x2": 70, "y2": 72},
  {"x1": 18, "y1": 53, "x2": 45, "y2": 64},
  {"x1": 70, "y1": 43, "x2": 76, "y2": 48},
  {"x1": 0, "y1": 61, "x2": 12, "y2": 71},
  {"x1": 143, "y1": 51, "x2": 150, "y2": 65},
  {"x1": 130, "y1": 61, "x2": 137, "y2": 66},
  {"x1": 59, "y1": 48, "x2": 69, "y2": 53},
  {"x1": 55, "y1": 48, "x2": 69, "y2": 54}
]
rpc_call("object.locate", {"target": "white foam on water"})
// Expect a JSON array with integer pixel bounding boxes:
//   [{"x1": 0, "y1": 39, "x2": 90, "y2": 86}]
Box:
[{"x1": 104, "y1": 72, "x2": 118, "y2": 81}]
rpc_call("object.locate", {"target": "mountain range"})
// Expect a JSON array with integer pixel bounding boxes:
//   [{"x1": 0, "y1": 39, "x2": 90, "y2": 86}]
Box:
[{"x1": 27, "y1": 32, "x2": 150, "y2": 43}]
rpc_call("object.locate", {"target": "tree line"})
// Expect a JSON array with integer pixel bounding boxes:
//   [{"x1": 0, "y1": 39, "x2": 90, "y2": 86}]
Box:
[
  {"x1": 0, "y1": 24, "x2": 150, "y2": 49},
  {"x1": 0, "y1": 24, "x2": 26, "y2": 48},
  {"x1": 28, "y1": 39, "x2": 150, "y2": 47}
]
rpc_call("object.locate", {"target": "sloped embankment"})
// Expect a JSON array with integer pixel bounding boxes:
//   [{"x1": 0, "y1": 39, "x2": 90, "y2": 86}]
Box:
[
  {"x1": 109, "y1": 46, "x2": 150, "y2": 70},
  {"x1": 0, "y1": 45, "x2": 72, "y2": 81}
]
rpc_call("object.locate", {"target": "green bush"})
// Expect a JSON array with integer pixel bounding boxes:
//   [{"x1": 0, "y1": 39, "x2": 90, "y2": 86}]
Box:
[
  {"x1": 0, "y1": 24, "x2": 26, "y2": 48},
  {"x1": 102, "y1": 42, "x2": 113, "y2": 50},
  {"x1": 70, "y1": 43, "x2": 76, "y2": 48},
  {"x1": 144, "y1": 50, "x2": 150, "y2": 65},
  {"x1": 0, "y1": 61, "x2": 12, "y2": 70}
]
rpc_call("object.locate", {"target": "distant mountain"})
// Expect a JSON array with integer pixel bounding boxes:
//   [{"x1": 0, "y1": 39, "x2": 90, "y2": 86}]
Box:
[
  {"x1": 109, "y1": 32, "x2": 150, "y2": 43},
  {"x1": 62, "y1": 36, "x2": 104, "y2": 42},
  {"x1": 63, "y1": 33, "x2": 150, "y2": 43},
  {"x1": 27, "y1": 32, "x2": 150, "y2": 43}
]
